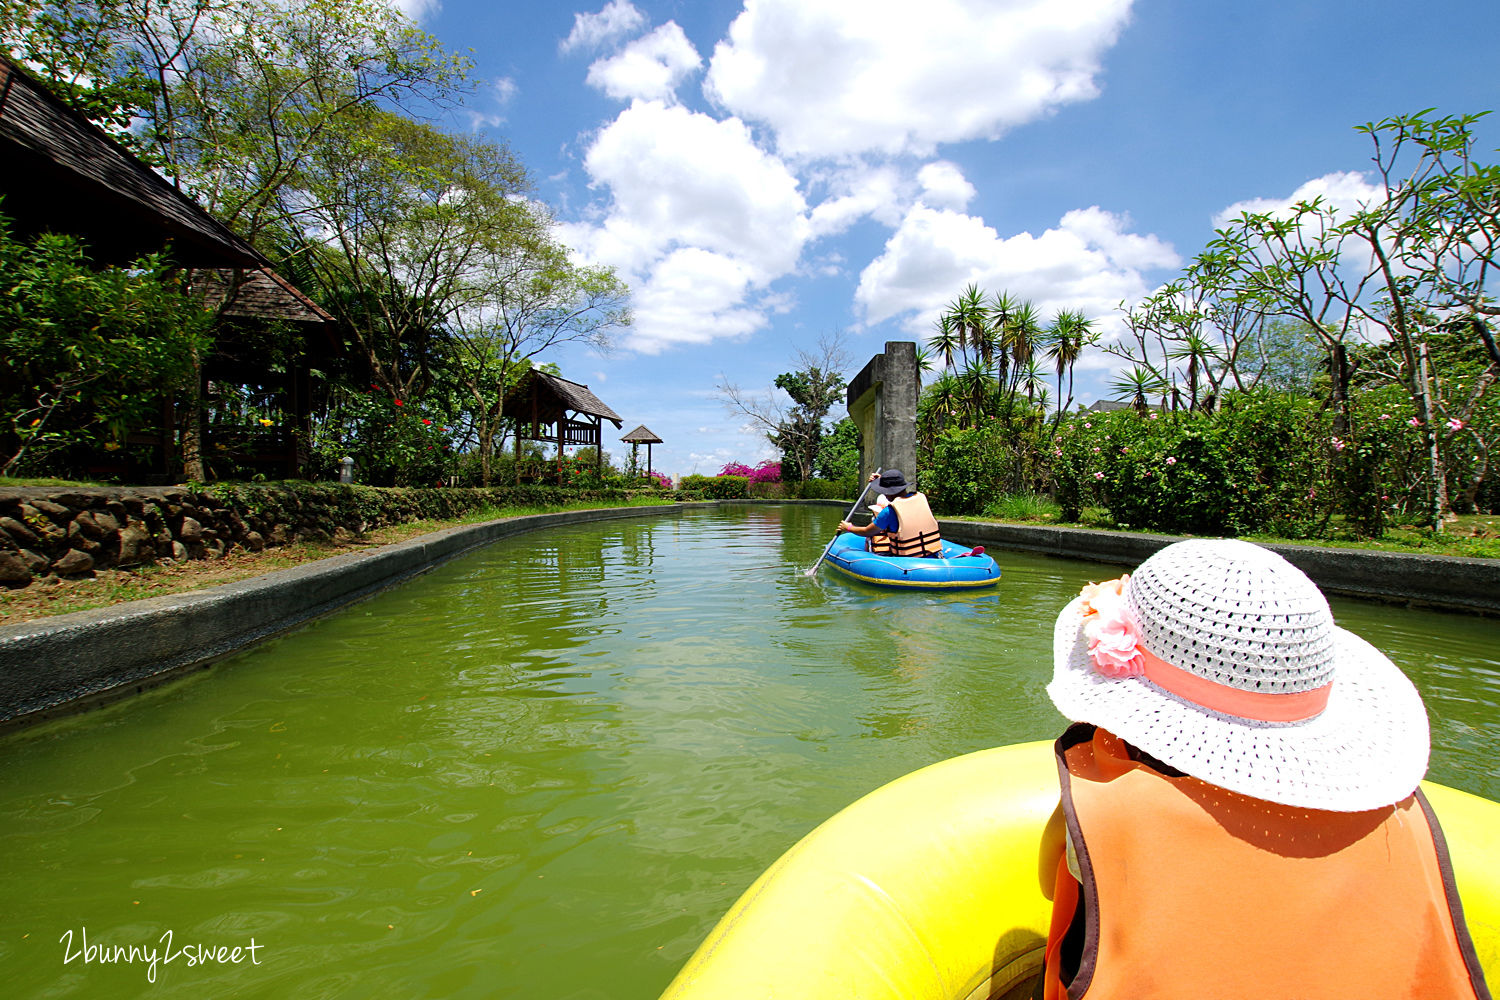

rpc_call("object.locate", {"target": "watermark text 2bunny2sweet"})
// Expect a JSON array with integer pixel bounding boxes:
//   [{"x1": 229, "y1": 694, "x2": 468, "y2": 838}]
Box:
[{"x1": 60, "y1": 926, "x2": 264, "y2": 984}]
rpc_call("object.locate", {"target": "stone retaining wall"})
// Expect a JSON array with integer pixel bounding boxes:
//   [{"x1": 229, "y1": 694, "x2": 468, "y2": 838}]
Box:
[
  {"x1": 0, "y1": 487, "x2": 317, "y2": 588},
  {"x1": 0, "y1": 484, "x2": 668, "y2": 590}
]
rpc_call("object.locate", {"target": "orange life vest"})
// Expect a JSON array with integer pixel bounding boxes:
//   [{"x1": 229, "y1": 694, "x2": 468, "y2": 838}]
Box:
[
  {"x1": 1043, "y1": 724, "x2": 1490, "y2": 1000},
  {"x1": 870, "y1": 492, "x2": 941, "y2": 557}
]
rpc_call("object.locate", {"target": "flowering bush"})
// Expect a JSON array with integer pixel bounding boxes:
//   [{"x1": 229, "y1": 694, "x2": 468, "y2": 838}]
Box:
[
  {"x1": 310, "y1": 384, "x2": 455, "y2": 487},
  {"x1": 748, "y1": 460, "x2": 781, "y2": 484},
  {"x1": 718, "y1": 460, "x2": 781, "y2": 483}
]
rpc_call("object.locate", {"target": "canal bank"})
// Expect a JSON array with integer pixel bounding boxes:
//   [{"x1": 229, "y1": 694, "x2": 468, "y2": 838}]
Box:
[{"x1": 1, "y1": 498, "x2": 1496, "y2": 732}]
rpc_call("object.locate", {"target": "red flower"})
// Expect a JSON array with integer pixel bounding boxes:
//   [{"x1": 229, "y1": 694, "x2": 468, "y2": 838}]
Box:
[
  {"x1": 393, "y1": 399, "x2": 404, "y2": 406},
  {"x1": 422, "y1": 418, "x2": 432, "y2": 425}
]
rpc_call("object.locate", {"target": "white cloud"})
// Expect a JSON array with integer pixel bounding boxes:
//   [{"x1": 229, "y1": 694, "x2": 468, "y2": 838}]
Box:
[
  {"x1": 629, "y1": 248, "x2": 768, "y2": 353},
  {"x1": 460, "y1": 78, "x2": 519, "y2": 130},
  {"x1": 1212, "y1": 171, "x2": 1384, "y2": 229},
  {"x1": 916, "y1": 161, "x2": 976, "y2": 211},
  {"x1": 560, "y1": 0, "x2": 647, "y2": 53},
  {"x1": 560, "y1": 100, "x2": 816, "y2": 353},
  {"x1": 705, "y1": 0, "x2": 1134, "y2": 158},
  {"x1": 807, "y1": 164, "x2": 905, "y2": 236},
  {"x1": 854, "y1": 203, "x2": 1178, "y2": 335},
  {"x1": 586, "y1": 22, "x2": 701, "y2": 103},
  {"x1": 390, "y1": 0, "x2": 441, "y2": 24}
]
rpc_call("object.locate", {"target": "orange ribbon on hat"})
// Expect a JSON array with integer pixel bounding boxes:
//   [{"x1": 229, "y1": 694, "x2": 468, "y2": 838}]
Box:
[
  {"x1": 1081, "y1": 574, "x2": 1332, "y2": 723},
  {"x1": 1138, "y1": 647, "x2": 1331, "y2": 723}
]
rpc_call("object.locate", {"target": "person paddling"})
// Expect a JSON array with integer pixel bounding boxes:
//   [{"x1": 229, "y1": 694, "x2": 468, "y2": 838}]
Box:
[
  {"x1": 1037, "y1": 538, "x2": 1491, "y2": 999},
  {"x1": 838, "y1": 469, "x2": 942, "y2": 558}
]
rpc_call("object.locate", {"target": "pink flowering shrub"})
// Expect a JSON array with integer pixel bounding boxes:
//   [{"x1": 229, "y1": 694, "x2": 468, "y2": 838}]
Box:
[
  {"x1": 718, "y1": 460, "x2": 781, "y2": 483},
  {"x1": 748, "y1": 460, "x2": 782, "y2": 484}
]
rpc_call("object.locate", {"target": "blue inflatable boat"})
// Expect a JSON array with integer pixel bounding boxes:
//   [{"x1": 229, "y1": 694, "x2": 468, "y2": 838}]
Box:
[{"x1": 822, "y1": 532, "x2": 1001, "y2": 589}]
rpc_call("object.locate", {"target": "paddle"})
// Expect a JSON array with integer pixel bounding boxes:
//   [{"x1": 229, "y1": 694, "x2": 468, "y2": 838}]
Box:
[{"x1": 804, "y1": 471, "x2": 880, "y2": 577}]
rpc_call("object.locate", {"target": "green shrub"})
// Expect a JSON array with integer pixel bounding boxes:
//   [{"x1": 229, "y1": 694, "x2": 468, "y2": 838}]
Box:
[
  {"x1": 1052, "y1": 393, "x2": 1331, "y2": 536},
  {"x1": 679, "y1": 474, "x2": 748, "y2": 499},
  {"x1": 984, "y1": 492, "x2": 1061, "y2": 522},
  {"x1": 798, "y1": 477, "x2": 857, "y2": 500}
]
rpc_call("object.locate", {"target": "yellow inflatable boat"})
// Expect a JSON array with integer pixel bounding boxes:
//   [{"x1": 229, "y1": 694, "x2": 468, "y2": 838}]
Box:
[{"x1": 660, "y1": 741, "x2": 1500, "y2": 1000}]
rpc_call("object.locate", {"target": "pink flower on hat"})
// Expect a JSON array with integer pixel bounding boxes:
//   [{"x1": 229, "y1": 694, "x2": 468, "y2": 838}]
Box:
[{"x1": 1079, "y1": 576, "x2": 1145, "y2": 678}]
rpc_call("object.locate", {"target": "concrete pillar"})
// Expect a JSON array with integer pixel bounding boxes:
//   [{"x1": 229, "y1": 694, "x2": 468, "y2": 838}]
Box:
[{"x1": 846, "y1": 341, "x2": 919, "y2": 484}]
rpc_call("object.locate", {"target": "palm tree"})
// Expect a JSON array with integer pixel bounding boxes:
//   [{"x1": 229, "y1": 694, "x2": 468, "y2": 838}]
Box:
[
  {"x1": 1017, "y1": 358, "x2": 1048, "y2": 405},
  {"x1": 1046, "y1": 310, "x2": 1094, "y2": 415},
  {"x1": 919, "y1": 372, "x2": 962, "y2": 437},
  {"x1": 947, "y1": 284, "x2": 990, "y2": 371},
  {"x1": 957, "y1": 358, "x2": 992, "y2": 428},
  {"x1": 1110, "y1": 365, "x2": 1168, "y2": 414},
  {"x1": 1166, "y1": 333, "x2": 1223, "y2": 412},
  {"x1": 927, "y1": 314, "x2": 961, "y2": 371},
  {"x1": 987, "y1": 291, "x2": 1017, "y2": 390}
]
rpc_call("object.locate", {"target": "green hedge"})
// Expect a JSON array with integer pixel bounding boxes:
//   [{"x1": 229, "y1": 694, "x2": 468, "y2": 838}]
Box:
[
  {"x1": 678, "y1": 474, "x2": 749, "y2": 499},
  {"x1": 198, "y1": 482, "x2": 688, "y2": 532}
]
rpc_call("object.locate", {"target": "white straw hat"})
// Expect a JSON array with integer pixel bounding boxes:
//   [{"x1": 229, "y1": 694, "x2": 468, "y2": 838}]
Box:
[{"x1": 1047, "y1": 538, "x2": 1430, "y2": 812}]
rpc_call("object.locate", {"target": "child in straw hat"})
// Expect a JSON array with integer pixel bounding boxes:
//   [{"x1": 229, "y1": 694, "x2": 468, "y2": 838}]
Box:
[{"x1": 1038, "y1": 538, "x2": 1490, "y2": 999}]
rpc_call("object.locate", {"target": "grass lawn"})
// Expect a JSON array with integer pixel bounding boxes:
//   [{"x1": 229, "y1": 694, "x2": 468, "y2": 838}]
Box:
[{"x1": 0, "y1": 497, "x2": 674, "y2": 626}]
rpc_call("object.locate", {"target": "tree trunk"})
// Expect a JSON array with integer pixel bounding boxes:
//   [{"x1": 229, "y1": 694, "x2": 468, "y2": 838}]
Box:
[
  {"x1": 1416, "y1": 342, "x2": 1448, "y2": 531},
  {"x1": 181, "y1": 352, "x2": 206, "y2": 481}
]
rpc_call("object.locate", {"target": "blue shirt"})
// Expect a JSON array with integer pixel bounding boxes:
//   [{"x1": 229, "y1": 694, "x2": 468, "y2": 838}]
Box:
[{"x1": 873, "y1": 498, "x2": 907, "y2": 533}]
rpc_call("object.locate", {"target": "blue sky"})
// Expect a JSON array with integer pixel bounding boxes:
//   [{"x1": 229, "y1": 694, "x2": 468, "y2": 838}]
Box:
[{"x1": 399, "y1": 0, "x2": 1498, "y2": 479}]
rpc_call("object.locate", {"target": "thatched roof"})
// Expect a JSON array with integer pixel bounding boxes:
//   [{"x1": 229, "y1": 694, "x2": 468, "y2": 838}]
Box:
[
  {"x1": 191, "y1": 268, "x2": 334, "y2": 325},
  {"x1": 0, "y1": 57, "x2": 263, "y2": 267},
  {"x1": 504, "y1": 370, "x2": 623, "y2": 427},
  {"x1": 621, "y1": 425, "x2": 662, "y2": 444}
]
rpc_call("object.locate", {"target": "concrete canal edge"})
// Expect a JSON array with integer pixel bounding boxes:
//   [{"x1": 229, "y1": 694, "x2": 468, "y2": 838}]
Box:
[
  {"x1": 0, "y1": 503, "x2": 716, "y2": 732},
  {"x1": 938, "y1": 520, "x2": 1500, "y2": 616},
  {"x1": 1, "y1": 499, "x2": 1495, "y2": 732}
]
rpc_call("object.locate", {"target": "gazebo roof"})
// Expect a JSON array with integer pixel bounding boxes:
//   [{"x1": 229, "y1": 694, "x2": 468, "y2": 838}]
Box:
[
  {"x1": 503, "y1": 370, "x2": 623, "y2": 427},
  {"x1": 0, "y1": 57, "x2": 265, "y2": 267},
  {"x1": 192, "y1": 267, "x2": 335, "y2": 325},
  {"x1": 621, "y1": 425, "x2": 662, "y2": 444}
]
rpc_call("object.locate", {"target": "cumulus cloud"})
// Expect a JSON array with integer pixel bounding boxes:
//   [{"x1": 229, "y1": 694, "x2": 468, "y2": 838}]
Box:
[
  {"x1": 807, "y1": 164, "x2": 905, "y2": 237},
  {"x1": 586, "y1": 22, "x2": 701, "y2": 103},
  {"x1": 562, "y1": 101, "x2": 812, "y2": 353},
  {"x1": 1212, "y1": 171, "x2": 1385, "y2": 229},
  {"x1": 628, "y1": 248, "x2": 768, "y2": 353},
  {"x1": 560, "y1": 0, "x2": 647, "y2": 54},
  {"x1": 854, "y1": 203, "x2": 1178, "y2": 335},
  {"x1": 916, "y1": 161, "x2": 976, "y2": 211},
  {"x1": 705, "y1": 0, "x2": 1133, "y2": 158},
  {"x1": 390, "y1": 0, "x2": 441, "y2": 23}
]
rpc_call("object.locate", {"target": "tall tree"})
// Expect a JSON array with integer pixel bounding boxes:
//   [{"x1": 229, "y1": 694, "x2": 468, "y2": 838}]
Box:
[{"x1": 717, "y1": 332, "x2": 850, "y2": 482}]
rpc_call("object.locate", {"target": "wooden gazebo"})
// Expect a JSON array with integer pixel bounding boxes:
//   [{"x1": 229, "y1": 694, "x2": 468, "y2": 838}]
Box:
[
  {"x1": 0, "y1": 56, "x2": 335, "y2": 481},
  {"x1": 503, "y1": 371, "x2": 623, "y2": 481},
  {"x1": 620, "y1": 425, "x2": 662, "y2": 476}
]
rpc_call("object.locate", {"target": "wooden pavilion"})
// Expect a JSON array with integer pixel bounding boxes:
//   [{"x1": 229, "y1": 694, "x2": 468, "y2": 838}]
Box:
[
  {"x1": 620, "y1": 425, "x2": 662, "y2": 477},
  {"x1": 502, "y1": 371, "x2": 623, "y2": 482},
  {"x1": 0, "y1": 56, "x2": 334, "y2": 481}
]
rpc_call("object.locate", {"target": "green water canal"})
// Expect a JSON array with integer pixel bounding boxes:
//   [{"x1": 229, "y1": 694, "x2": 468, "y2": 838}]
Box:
[{"x1": 2, "y1": 505, "x2": 1496, "y2": 998}]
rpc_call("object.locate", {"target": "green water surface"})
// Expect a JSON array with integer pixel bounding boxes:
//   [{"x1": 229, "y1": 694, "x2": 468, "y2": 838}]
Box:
[{"x1": 2, "y1": 506, "x2": 1496, "y2": 998}]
